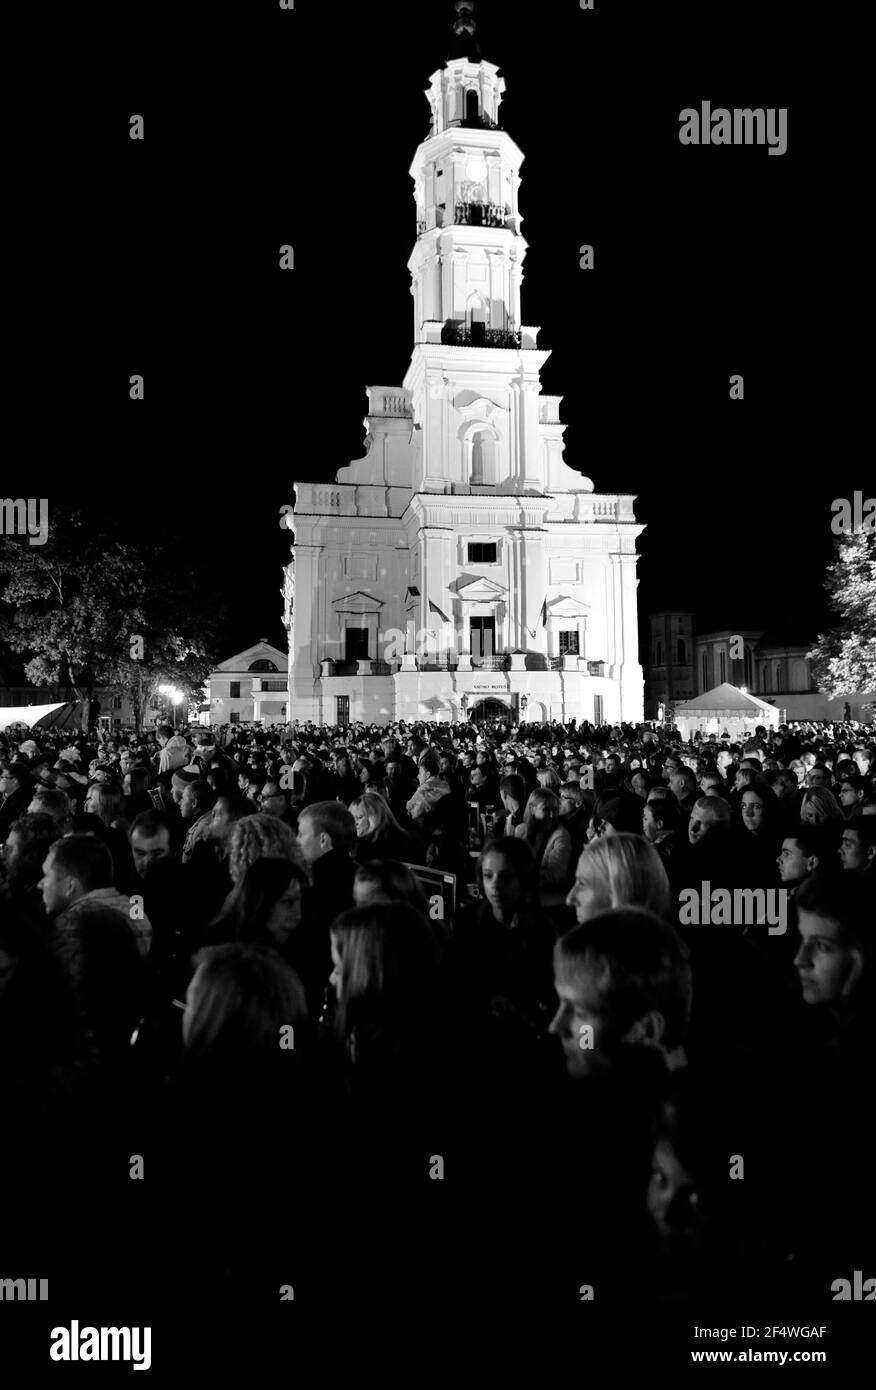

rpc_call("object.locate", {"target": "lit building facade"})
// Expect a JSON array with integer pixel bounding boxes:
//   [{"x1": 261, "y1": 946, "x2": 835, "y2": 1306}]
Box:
[{"x1": 283, "y1": 11, "x2": 644, "y2": 727}]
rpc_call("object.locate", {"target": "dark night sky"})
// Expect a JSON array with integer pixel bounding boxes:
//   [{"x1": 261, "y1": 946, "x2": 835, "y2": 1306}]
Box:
[{"x1": 19, "y1": 0, "x2": 862, "y2": 668}]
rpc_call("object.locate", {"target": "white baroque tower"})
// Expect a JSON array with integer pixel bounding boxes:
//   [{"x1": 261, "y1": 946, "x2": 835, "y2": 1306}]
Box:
[{"x1": 283, "y1": 2, "x2": 644, "y2": 728}]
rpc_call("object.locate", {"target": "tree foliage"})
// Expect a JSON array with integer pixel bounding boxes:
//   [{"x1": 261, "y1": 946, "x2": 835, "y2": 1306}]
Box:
[
  {"x1": 0, "y1": 513, "x2": 221, "y2": 730},
  {"x1": 807, "y1": 530, "x2": 876, "y2": 697}
]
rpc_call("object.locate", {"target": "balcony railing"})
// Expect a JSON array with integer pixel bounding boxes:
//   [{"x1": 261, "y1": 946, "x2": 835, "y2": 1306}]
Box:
[
  {"x1": 445, "y1": 114, "x2": 502, "y2": 131},
  {"x1": 370, "y1": 660, "x2": 392, "y2": 675},
  {"x1": 471, "y1": 655, "x2": 510, "y2": 671},
  {"x1": 419, "y1": 656, "x2": 459, "y2": 672},
  {"x1": 454, "y1": 202, "x2": 508, "y2": 228},
  {"x1": 441, "y1": 321, "x2": 522, "y2": 350}
]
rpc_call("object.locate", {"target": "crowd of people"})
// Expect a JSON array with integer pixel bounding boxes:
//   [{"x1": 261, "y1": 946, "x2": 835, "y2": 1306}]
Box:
[{"x1": 1, "y1": 713, "x2": 873, "y2": 1307}]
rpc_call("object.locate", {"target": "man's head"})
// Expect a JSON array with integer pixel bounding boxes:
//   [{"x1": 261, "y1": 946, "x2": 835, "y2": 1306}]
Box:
[
  {"x1": 39, "y1": 834, "x2": 113, "y2": 918},
  {"x1": 668, "y1": 766, "x2": 697, "y2": 802},
  {"x1": 499, "y1": 773, "x2": 526, "y2": 813},
  {"x1": 2, "y1": 812, "x2": 59, "y2": 890},
  {"x1": 129, "y1": 811, "x2": 174, "y2": 877},
  {"x1": 768, "y1": 768, "x2": 798, "y2": 801},
  {"x1": 687, "y1": 795, "x2": 730, "y2": 846},
  {"x1": 549, "y1": 908, "x2": 691, "y2": 1078},
  {"x1": 418, "y1": 753, "x2": 440, "y2": 784},
  {"x1": 0, "y1": 762, "x2": 32, "y2": 800},
  {"x1": 27, "y1": 786, "x2": 71, "y2": 829},
  {"x1": 558, "y1": 781, "x2": 585, "y2": 820},
  {"x1": 296, "y1": 800, "x2": 355, "y2": 864},
  {"x1": 180, "y1": 779, "x2": 214, "y2": 823},
  {"x1": 793, "y1": 875, "x2": 870, "y2": 1008},
  {"x1": 777, "y1": 826, "x2": 828, "y2": 886},
  {"x1": 838, "y1": 815, "x2": 876, "y2": 872},
  {"x1": 642, "y1": 794, "x2": 680, "y2": 844},
  {"x1": 837, "y1": 773, "x2": 866, "y2": 816}
]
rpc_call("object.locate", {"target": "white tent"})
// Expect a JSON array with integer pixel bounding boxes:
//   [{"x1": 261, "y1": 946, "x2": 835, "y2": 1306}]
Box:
[
  {"x1": 0, "y1": 703, "x2": 67, "y2": 732},
  {"x1": 673, "y1": 683, "x2": 782, "y2": 741}
]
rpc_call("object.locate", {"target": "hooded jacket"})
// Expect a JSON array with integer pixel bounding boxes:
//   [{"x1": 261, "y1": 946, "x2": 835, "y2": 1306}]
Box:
[{"x1": 158, "y1": 735, "x2": 190, "y2": 775}]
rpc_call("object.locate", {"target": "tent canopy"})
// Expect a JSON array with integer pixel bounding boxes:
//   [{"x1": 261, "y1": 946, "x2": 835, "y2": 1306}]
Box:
[
  {"x1": 0, "y1": 702, "x2": 67, "y2": 732},
  {"x1": 674, "y1": 683, "x2": 777, "y2": 716}
]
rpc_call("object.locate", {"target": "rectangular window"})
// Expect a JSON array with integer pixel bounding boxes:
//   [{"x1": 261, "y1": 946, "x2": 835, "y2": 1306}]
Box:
[
  {"x1": 558, "y1": 631, "x2": 579, "y2": 656},
  {"x1": 470, "y1": 616, "x2": 495, "y2": 659},
  {"x1": 230, "y1": 712, "x2": 240, "y2": 724},
  {"x1": 594, "y1": 695, "x2": 604, "y2": 726},
  {"x1": 345, "y1": 627, "x2": 369, "y2": 662},
  {"x1": 112, "y1": 696, "x2": 123, "y2": 710},
  {"x1": 261, "y1": 680, "x2": 287, "y2": 692},
  {"x1": 229, "y1": 681, "x2": 241, "y2": 699},
  {"x1": 337, "y1": 695, "x2": 350, "y2": 727},
  {"x1": 467, "y1": 542, "x2": 497, "y2": 564}
]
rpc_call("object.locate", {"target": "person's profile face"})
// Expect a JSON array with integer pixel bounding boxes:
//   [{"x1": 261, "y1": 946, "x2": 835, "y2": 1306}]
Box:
[
  {"x1": 839, "y1": 828, "x2": 869, "y2": 871},
  {"x1": 794, "y1": 910, "x2": 863, "y2": 1006},
  {"x1": 777, "y1": 837, "x2": 810, "y2": 884},
  {"x1": 39, "y1": 848, "x2": 71, "y2": 917},
  {"x1": 548, "y1": 953, "x2": 617, "y2": 1078},
  {"x1": 565, "y1": 856, "x2": 611, "y2": 923},
  {"x1": 351, "y1": 803, "x2": 370, "y2": 837}
]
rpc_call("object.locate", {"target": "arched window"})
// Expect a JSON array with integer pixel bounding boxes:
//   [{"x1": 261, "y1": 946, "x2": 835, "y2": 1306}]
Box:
[
  {"x1": 471, "y1": 433, "x2": 485, "y2": 484},
  {"x1": 467, "y1": 427, "x2": 496, "y2": 485},
  {"x1": 248, "y1": 659, "x2": 279, "y2": 672},
  {"x1": 677, "y1": 638, "x2": 686, "y2": 664},
  {"x1": 466, "y1": 292, "x2": 489, "y2": 330},
  {"x1": 466, "y1": 90, "x2": 480, "y2": 122}
]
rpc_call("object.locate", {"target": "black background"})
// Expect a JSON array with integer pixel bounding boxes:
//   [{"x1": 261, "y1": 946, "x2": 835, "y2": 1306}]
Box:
[
  {"x1": 6, "y1": 1, "x2": 869, "y2": 1367},
  {"x1": 17, "y1": 0, "x2": 864, "y2": 665}
]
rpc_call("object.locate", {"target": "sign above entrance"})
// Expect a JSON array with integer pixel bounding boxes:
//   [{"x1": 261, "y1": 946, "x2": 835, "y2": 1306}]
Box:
[{"x1": 471, "y1": 680, "x2": 508, "y2": 692}]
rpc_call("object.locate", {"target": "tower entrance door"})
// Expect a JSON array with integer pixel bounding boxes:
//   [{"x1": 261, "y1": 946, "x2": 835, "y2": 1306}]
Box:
[{"x1": 469, "y1": 697, "x2": 508, "y2": 724}]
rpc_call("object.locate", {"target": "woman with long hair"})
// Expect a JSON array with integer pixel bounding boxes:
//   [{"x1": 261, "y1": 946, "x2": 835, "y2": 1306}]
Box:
[
  {"x1": 799, "y1": 786, "x2": 843, "y2": 826},
  {"x1": 349, "y1": 791, "x2": 413, "y2": 864},
  {"x1": 733, "y1": 783, "x2": 785, "y2": 887},
  {"x1": 450, "y1": 836, "x2": 556, "y2": 1057},
  {"x1": 514, "y1": 788, "x2": 572, "y2": 905},
  {"x1": 565, "y1": 832, "x2": 673, "y2": 925}
]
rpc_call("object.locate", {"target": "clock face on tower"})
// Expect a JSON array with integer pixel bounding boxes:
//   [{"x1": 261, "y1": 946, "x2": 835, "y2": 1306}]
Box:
[{"x1": 465, "y1": 158, "x2": 488, "y2": 183}]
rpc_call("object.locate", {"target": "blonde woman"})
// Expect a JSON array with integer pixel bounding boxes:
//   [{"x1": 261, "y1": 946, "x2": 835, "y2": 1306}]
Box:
[
  {"x1": 227, "y1": 812, "x2": 307, "y2": 887},
  {"x1": 799, "y1": 786, "x2": 843, "y2": 826},
  {"x1": 515, "y1": 787, "x2": 572, "y2": 905},
  {"x1": 536, "y1": 768, "x2": 562, "y2": 793},
  {"x1": 566, "y1": 831, "x2": 673, "y2": 925},
  {"x1": 349, "y1": 791, "x2": 413, "y2": 864}
]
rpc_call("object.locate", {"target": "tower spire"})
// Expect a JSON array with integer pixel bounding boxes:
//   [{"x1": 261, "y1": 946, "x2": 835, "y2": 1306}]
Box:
[{"x1": 449, "y1": 0, "x2": 482, "y2": 62}]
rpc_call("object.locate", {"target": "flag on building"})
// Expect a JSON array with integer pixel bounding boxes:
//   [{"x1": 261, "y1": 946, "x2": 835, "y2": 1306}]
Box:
[{"x1": 428, "y1": 599, "x2": 450, "y2": 623}]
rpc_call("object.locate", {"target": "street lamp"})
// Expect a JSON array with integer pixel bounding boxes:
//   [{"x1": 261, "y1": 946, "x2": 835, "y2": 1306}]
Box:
[{"x1": 158, "y1": 683, "x2": 185, "y2": 729}]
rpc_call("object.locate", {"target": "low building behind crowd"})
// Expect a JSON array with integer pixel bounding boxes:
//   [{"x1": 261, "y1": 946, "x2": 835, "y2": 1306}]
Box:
[{"x1": 648, "y1": 615, "x2": 876, "y2": 723}]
